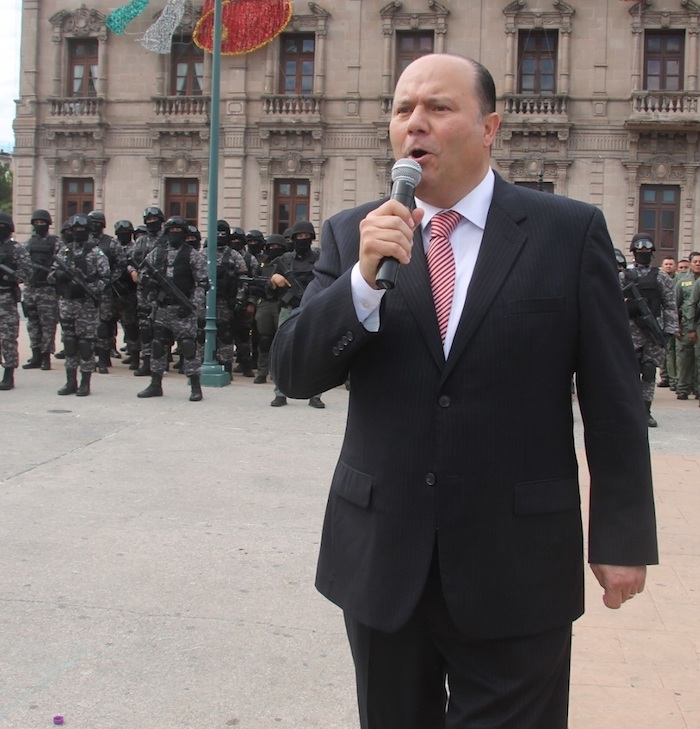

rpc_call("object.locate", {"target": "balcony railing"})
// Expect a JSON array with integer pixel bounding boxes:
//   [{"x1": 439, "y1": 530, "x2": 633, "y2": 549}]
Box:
[
  {"x1": 154, "y1": 95, "x2": 210, "y2": 117},
  {"x1": 632, "y1": 90, "x2": 700, "y2": 115},
  {"x1": 502, "y1": 95, "x2": 568, "y2": 117},
  {"x1": 49, "y1": 97, "x2": 103, "y2": 118},
  {"x1": 262, "y1": 95, "x2": 322, "y2": 116}
]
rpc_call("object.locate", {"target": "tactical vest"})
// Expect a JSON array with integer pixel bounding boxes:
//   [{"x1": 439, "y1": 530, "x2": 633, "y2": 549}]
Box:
[
  {"x1": 0, "y1": 239, "x2": 18, "y2": 291},
  {"x1": 27, "y1": 234, "x2": 58, "y2": 285},
  {"x1": 155, "y1": 244, "x2": 195, "y2": 298},
  {"x1": 624, "y1": 267, "x2": 662, "y2": 318}
]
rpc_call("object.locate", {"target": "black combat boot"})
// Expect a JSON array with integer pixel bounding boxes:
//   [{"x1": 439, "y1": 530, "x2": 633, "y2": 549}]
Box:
[
  {"x1": 133, "y1": 355, "x2": 151, "y2": 376},
  {"x1": 76, "y1": 371, "x2": 92, "y2": 397},
  {"x1": 189, "y1": 374, "x2": 203, "y2": 402},
  {"x1": 96, "y1": 348, "x2": 110, "y2": 374},
  {"x1": 0, "y1": 367, "x2": 15, "y2": 391},
  {"x1": 54, "y1": 349, "x2": 66, "y2": 359},
  {"x1": 22, "y1": 348, "x2": 41, "y2": 369},
  {"x1": 127, "y1": 351, "x2": 140, "y2": 371},
  {"x1": 40, "y1": 352, "x2": 51, "y2": 370},
  {"x1": 223, "y1": 362, "x2": 233, "y2": 375},
  {"x1": 645, "y1": 401, "x2": 657, "y2": 428},
  {"x1": 58, "y1": 369, "x2": 78, "y2": 395},
  {"x1": 137, "y1": 373, "x2": 163, "y2": 398}
]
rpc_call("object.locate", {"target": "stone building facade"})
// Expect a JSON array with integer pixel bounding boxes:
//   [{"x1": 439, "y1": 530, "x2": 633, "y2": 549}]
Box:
[{"x1": 12, "y1": 0, "x2": 700, "y2": 260}]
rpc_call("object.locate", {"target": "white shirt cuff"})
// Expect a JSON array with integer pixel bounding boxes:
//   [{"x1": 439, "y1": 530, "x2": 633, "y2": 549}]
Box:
[{"x1": 351, "y1": 262, "x2": 384, "y2": 332}]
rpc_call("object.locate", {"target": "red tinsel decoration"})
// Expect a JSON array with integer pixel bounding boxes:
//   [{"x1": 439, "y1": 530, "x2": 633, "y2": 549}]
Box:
[{"x1": 194, "y1": 0, "x2": 292, "y2": 55}]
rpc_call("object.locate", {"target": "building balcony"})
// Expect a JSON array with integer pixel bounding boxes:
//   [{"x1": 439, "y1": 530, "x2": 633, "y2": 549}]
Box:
[
  {"x1": 153, "y1": 95, "x2": 211, "y2": 118},
  {"x1": 262, "y1": 94, "x2": 323, "y2": 118},
  {"x1": 48, "y1": 97, "x2": 104, "y2": 119},
  {"x1": 502, "y1": 94, "x2": 569, "y2": 119},
  {"x1": 627, "y1": 90, "x2": 700, "y2": 130}
]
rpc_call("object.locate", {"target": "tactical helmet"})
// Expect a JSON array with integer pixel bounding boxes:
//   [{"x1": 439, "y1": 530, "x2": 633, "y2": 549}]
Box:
[
  {"x1": 69, "y1": 214, "x2": 90, "y2": 230},
  {"x1": 613, "y1": 248, "x2": 626, "y2": 266},
  {"x1": 290, "y1": 220, "x2": 316, "y2": 240},
  {"x1": 31, "y1": 209, "x2": 52, "y2": 225},
  {"x1": 246, "y1": 229, "x2": 265, "y2": 242},
  {"x1": 134, "y1": 224, "x2": 148, "y2": 238},
  {"x1": 114, "y1": 219, "x2": 135, "y2": 235},
  {"x1": 143, "y1": 206, "x2": 164, "y2": 223},
  {"x1": 60, "y1": 220, "x2": 72, "y2": 234},
  {"x1": 230, "y1": 226, "x2": 246, "y2": 242},
  {"x1": 630, "y1": 233, "x2": 655, "y2": 252},
  {"x1": 163, "y1": 215, "x2": 188, "y2": 232},
  {"x1": 0, "y1": 212, "x2": 15, "y2": 233},
  {"x1": 265, "y1": 233, "x2": 287, "y2": 250},
  {"x1": 87, "y1": 210, "x2": 106, "y2": 228},
  {"x1": 216, "y1": 219, "x2": 231, "y2": 234},
  {"x1": 186, "y1": 225, "x2": 201, "y2": 242}
]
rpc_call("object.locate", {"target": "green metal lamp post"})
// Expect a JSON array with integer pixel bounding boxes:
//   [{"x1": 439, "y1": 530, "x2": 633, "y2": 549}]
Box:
[{"x1": 200, "y1": 0, "x2": 229, "y2": 387}]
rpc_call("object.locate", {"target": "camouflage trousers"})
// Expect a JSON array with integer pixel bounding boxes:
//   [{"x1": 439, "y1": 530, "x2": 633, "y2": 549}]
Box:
[
  {"x1": 58, "y1": 297, "x2": 99, "y2": 373},
  {"x1": 150, "y1": 304, "x2": 201, "y2": 378},
  {"x1": 635, "y1": 340, "x2": 666, "y2": 402},
  {"x1": 22, "y1": 285, "x2": 59, "y2": 353},
  {"x1": 215, "y1": 297, "x2": 236, "y2": 365},
  {"x1": 0, "y1": 291, "x2": 20, "y2": 368},
  {"x1": 96, "y1": 290, "x2": 116, "y2": 353},
  {"x1": 114, "y1": 290, "x2": 139, "y2": 353}
]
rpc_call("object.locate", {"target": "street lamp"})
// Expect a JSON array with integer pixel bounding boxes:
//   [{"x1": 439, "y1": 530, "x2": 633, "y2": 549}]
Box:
[{"x1": 200, "y1": 0, "x2": 229, "y2": 387}]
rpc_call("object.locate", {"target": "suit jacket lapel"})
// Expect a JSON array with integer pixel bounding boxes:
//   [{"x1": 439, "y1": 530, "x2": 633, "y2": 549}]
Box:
[
  {"x1": 397, "y1": 225, "x2": 445, "y2": 369},
  {"x1": 443, "y1": 179, "x2": 528, "y2": 381}
]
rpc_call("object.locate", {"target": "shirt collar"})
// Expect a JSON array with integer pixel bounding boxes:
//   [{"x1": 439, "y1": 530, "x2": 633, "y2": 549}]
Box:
[{"x1": 416, "y1": 167, "x2": 495, "y2": 232}]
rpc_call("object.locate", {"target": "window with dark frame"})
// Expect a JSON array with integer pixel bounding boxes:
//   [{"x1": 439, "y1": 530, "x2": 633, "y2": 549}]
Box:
[
  {"x1": 62, "y1": 178, "x2": 94, "y2": 221},
  {"x1": 644, "y1": 30, "x2": 685, "y2": 91},
  {"x1": 395, "y1": 31, "x2": 434, "y2": 80},
  {"x1": 517, "y1": 29, "x2": 557, "y2": 95},
  {"x1": 638, "y1": 185, "x2": 680, "y2": 255},
  {"x1": 279, "y1": 33, "x2": 315, "y2": 96},
  {"x1": 274, "y1": 180, "x2": 310, "y2": 235},
  {"x1": 68, "y1": 38, "x2": 98, "y2": 97},
  {"x1": 165, "y1": 178, "x2": 199, "y2": 226},
  {"x1": 170, "y1": 35, "x2": 204, "y2": 96}
]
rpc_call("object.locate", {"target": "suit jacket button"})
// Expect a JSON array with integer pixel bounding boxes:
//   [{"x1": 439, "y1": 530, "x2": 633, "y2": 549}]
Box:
[
  {"x1": 438, "y1": 395, "x2": 450, "y2": 408},
  {"x1": 346, "y1": 331, "x2": 354, "y2": 341},
  {"x1": 425, "y1": 472, "x2": 436, "y2": 486},
  {"x1": 332, "y1": 346, "x2": 340, "y2": 356},
  {"x1": 341, "y1": 335, "x2": 349, "y2": 345}
]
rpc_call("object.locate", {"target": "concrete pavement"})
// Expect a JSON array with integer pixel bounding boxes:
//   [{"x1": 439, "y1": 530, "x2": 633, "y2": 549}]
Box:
[{"x1": 1, "y1": 338, "x2": 698, "y2": 728}]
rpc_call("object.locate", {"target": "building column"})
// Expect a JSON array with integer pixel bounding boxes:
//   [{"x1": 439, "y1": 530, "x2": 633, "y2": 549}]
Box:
[
  {"x1": 504, "y1": 29, "x2": 516, "y2": 95},
  {"x1": 687, "y1": 28, "x2": 699, "y2": 92},
  {"x1": 559, "y1": 29, "x2": 571, "y2": 96},
  {"x1": 314, "y1": 27, "x2": 327, "y2": 95},
  {"x1": 381, "y1": 27, "x2": 393, "y2": 96}
]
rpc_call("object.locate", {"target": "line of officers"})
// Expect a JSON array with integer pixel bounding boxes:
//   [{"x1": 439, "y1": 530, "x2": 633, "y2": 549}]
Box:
[{"x1": 0, "y1": 207, "x2": 324, "y2": 405}]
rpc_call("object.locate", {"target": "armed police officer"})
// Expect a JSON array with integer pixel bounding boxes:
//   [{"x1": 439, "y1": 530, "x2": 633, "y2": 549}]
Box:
[
  {"x1": 88, "y1": 210, "x2": 127, "y2": 374},
  {"x1": 22, "y1": 209, "x2": 60, "y2": 371},
  {"x1": 112, "y1": 220, "x2": 140, "y2": 370},
  {"x1": 621, "y1": 233, "x2": 678, "y2": 426},
  {"x1": 136, "y1": 216, "x2": 209, "y2": 402},
  {"x1": 228, "y1": 226, "x2": 258, "y2": 377},
  {"x1": 213, "y1": 220, "x2": 248, "y2": 376},
  {"x1": 48, "y1": 214, "x2": 110, "y2": 397},
  {"x1": 269, "y1": 220, "x2": 324, "y2": 408},
  {"x1": 0, "y1": 214, "x2": 32, "y2": 391},
  {"x1": 130, "y1": 206, "x2": 166, "y2": 376},
  {"x1": 253, "y1": 233, "x2": 286, "y2": 384}
]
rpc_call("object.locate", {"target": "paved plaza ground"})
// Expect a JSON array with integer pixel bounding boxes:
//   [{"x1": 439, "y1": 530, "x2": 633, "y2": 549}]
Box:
[{"x1": 1, "y1": 332, "x2": 698, "y2": 728}]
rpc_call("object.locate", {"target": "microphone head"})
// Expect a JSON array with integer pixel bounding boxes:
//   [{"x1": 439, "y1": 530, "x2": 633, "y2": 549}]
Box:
[{"x1": 391, "y1": 158, "x2": 422, "y2": 187}]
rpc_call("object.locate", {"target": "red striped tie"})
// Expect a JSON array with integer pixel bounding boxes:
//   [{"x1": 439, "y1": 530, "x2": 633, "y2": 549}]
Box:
[{"x1": 427, "y1": 209, "x2": 462, "y2": 343}]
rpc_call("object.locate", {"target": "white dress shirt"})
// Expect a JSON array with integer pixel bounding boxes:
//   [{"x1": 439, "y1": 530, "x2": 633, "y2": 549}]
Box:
[{"x1": 351, "y1": 167, "x2": 495, "y2": 358}]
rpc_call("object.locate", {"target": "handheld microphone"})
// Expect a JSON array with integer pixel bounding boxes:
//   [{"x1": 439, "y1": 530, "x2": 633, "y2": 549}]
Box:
[{"x1": 375, "y1": 158, "x2": 423, "y2": 290}]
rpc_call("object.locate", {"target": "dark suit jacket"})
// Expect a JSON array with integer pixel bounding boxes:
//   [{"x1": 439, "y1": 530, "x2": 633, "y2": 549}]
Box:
[{"x1": 270, "y1": 174, "x2": 658, "y2": 640}]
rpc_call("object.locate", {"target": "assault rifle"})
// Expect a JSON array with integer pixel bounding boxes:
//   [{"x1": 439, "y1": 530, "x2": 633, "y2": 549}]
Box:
[
  {"x1": 52, "y1": 255, "x2": 99, "y2": 304},
  {"x1": 277, "y1": 268, "x2": 307, "y2": 308},
  {"x1": 140, "y1": 257, "x2": 196, "y2": 314},
  {"x1": 622, "y1": 280, "x2": 667, "y2": 347},
  {"x1": 0, "y1": 263, "x2": 17, "y2": 283},
  {"x1": 239, "y1": 274, "x2": 271, "y2": 292}
]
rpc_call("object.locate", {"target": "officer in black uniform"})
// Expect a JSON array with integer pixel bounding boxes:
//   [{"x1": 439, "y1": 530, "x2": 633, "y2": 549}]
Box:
[
  {"x1": 269, "y1": 220, "x2": 325, "y2": 408},
  {"x1": 112, "y1": 220, "x2": 140, "y2": 369},
  {"x1": 229, "y1": 226, "x2": 259, "y2": 377}
]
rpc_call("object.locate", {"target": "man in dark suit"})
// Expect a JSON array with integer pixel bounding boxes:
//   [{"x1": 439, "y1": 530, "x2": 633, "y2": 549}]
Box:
[{"x1": 270, "y1": 54, "x2": 657, "y2": 729}]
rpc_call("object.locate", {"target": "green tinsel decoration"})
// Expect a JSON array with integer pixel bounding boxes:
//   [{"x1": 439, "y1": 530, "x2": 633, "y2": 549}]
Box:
[{"x1": 106, "y1": 0, "x2": 150, "y2": 35}]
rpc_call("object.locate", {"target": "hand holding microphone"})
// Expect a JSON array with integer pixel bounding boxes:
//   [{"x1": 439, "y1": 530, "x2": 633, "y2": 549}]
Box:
[{"x1": 375, "y1": 158, "x2": 423, "y2": 290}]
